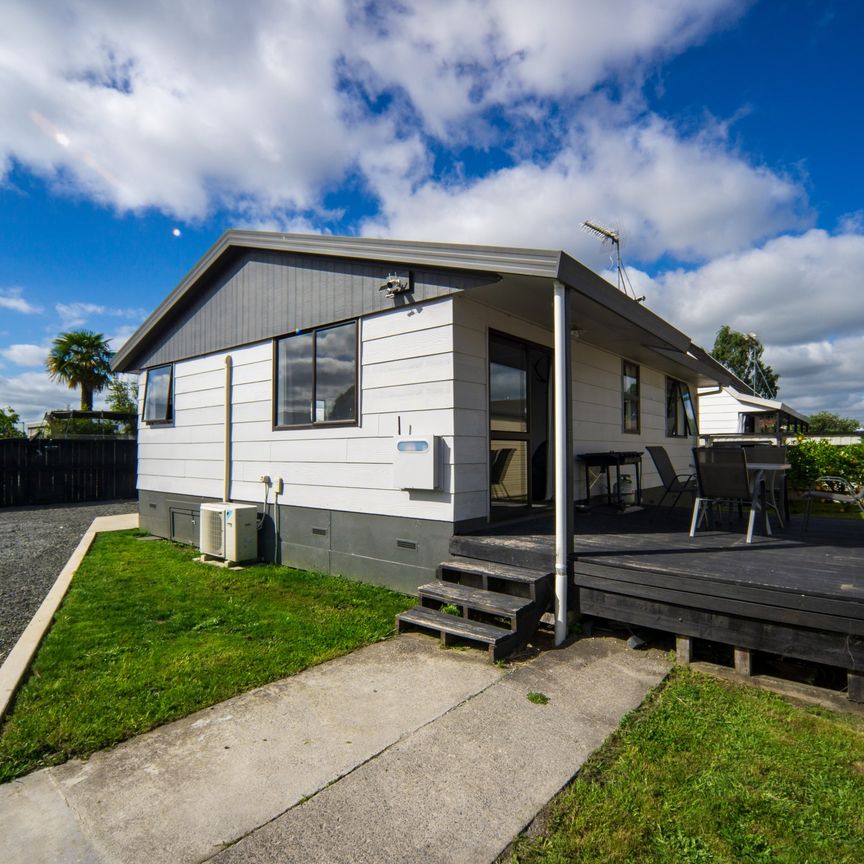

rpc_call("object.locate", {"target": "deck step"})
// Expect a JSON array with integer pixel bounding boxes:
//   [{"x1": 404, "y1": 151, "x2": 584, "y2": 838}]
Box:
[
  {"x1": 449, "y1": 534, "x2": 555, "y2": 571},
  {"x1": 418, "y1": 581, "x2": 533, "y2": 629},
  {"x1": 438, "y1": 558, "x2": 550, "y2": 583},
  {"x1": 396, "y1": 606, "x2": 518, "y2": 661},
  {"x1": 438, "y1": 558, "x2": 552, "y2": 602}
]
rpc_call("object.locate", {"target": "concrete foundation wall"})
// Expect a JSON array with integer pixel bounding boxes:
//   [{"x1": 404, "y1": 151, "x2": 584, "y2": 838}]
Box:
[{"x1": 138, "y1": 489, "x2": 450, "y2": 595}]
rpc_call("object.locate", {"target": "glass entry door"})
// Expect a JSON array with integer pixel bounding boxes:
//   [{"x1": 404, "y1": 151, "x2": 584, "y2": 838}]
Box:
[{"x1": 489, "y1": 332, "x2": 551, "y2": 517}]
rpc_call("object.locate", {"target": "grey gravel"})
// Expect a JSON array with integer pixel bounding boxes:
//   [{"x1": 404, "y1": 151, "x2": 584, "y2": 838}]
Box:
[{"x1": 0, "y1": 499, "x2": 138, "y2": 664}]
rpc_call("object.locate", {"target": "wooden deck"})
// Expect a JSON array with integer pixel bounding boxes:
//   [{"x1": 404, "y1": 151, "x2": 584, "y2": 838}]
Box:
[{"x1": 451, "y1": 506, "x2": 864, "y2": 698}]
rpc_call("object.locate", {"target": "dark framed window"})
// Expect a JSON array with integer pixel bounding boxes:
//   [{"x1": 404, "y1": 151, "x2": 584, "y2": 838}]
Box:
[
  {"x1": 275, "y1": 320, "x2": 358, "y2": 428},
  {"x1": 740, "y1": 411, "x2": 777, "y2": 435},
  {"x1": 143, "y1": 364, "x2": 173, "y2": 424},
  {"x1": 622, "y1": 361, "x2": 640, "y2": 434},
  {"x1": 666, "y1": 378, "x2": 697, "y2": 437}
]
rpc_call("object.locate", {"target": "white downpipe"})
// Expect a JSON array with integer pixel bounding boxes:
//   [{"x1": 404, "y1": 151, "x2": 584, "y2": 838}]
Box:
[
  {"x1": 223, "y1": 355, "x2": 233, "y2": 502},
  {"x1": 552, "y1": 280, "x2": 572, "y2": 646}
]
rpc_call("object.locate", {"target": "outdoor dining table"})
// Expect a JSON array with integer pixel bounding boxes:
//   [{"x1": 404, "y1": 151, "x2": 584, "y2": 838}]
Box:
[
  {"x1": 746, "y1": 461, "x2": 791, "y2": 540},
  {"x1": 579, "y1": 450, "x2": 643, "y2": 509}
]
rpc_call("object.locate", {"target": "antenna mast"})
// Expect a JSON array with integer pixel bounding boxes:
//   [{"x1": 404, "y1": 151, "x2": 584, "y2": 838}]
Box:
[{"x1": 581, "y1": 220, "x2": 644, "y2": 302}]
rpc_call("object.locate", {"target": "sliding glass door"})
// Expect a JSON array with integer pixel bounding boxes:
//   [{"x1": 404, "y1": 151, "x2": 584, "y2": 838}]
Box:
[{"x1": 489, "y1": 332, "x2": 550, "y2": 517}]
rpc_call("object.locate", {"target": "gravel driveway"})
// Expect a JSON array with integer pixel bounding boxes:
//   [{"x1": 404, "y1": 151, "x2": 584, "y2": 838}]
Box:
[{"x1": 0, "y1": 500, "x2": 138, "y2": 664}]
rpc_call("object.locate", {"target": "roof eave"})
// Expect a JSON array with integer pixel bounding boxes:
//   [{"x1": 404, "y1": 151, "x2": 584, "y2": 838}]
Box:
[{"x1": 111, "y1": 231, "x2": 565, "y2": 372}]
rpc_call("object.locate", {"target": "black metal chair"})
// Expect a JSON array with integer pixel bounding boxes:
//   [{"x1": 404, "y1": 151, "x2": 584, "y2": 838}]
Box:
[
  {"x1": 646, "y1": 446, "x2": 696, "y2": 513},
  {"x1": 802, "y1": 476, "x2": 864, "y2": 531},
  {"x1": 690, "y1": 447, "x2": 756, "y2": 542}
]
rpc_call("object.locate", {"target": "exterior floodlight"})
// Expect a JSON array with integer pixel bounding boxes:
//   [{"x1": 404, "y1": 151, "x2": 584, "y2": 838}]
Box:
[{"x1": 379, "y1": 273, "x2": 412, "y2": 297}]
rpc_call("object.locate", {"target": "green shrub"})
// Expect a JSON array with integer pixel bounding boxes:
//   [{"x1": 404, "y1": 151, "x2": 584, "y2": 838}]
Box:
[{"x1": 788, "y1": 438, "x2": 864, "y2": 490}]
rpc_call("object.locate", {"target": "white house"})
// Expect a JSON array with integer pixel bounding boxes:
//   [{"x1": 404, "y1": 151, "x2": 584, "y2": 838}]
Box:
[
  {"x1": 698, "y1": 385, "x2": 809, "y2": 443},
  {"x1": 112, "y1": 232, "x2": 739, "y2": 645}
]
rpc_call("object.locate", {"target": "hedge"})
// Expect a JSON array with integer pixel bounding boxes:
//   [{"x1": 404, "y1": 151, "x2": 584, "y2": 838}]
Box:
[{"x1": 787, "y1": 439, "x2": 864, "y2": 490}]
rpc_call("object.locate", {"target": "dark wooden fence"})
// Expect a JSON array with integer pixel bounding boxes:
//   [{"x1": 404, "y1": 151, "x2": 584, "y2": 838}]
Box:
[{"x1": 0, "y1": 439, "x2": 137, "y2": 507}]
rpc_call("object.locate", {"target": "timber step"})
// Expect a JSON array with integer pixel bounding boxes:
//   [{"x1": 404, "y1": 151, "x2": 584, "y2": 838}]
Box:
[
  {"x1": 438, "y1": 558, "x2": 552, "y2": 600},
  {"x1": 418, "y1": 581, "x2": 533, "y2": 630},
  {"x1": 449, "y1": 534, "x2": 555, "y2": 571},
  {"x1": 397, "y1": 553, "x2": 554, "y2": 663},
  {"x1": 396, "y1": 606, "x2": 519, "y2": 662}
]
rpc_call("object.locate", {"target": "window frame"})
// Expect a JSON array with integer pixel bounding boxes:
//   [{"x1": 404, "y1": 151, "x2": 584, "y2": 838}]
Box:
[
  {"x1": 273, "y1": 319, "x2": 359, "y2": 430},
  {"x1": 621, "y1": 360, "x2": 640, "y2": 434},
  {"x1": 665, "y1": 377, "x2": 697, "y2": 438},
  {"x1": 142, "y1": 364, "x2": 174, "y2": 426}
]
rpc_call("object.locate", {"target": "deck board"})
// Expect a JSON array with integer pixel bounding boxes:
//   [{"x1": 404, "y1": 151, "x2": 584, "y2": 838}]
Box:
[{"x1": 451, "y1": 507, "x2": 864, "y2": 674}]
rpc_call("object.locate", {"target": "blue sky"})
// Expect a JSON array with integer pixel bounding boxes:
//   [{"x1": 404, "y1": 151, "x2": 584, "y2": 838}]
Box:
[{"x1": 1, "y1": 0, "x2": 863, "y2": 425}]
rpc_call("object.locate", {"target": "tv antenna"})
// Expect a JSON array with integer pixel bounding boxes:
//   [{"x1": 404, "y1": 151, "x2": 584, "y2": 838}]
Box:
[
  {"x1": 744, "y1": 332, "x2": 777, "y2": 399},
  {"x1": 581, "y1": 220, "x2": 644, "y2": 302}
]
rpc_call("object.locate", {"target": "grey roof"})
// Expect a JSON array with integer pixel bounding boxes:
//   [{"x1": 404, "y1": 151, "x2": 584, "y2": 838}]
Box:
[
  {"x1": 720, "y1": 386, "x2": 809, "y2": 423},
  {"x1": 111, "y1": 230, "x2": 740, "y2": 388}
]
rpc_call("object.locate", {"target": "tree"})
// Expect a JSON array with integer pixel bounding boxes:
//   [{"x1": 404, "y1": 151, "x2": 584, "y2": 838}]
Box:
[
  {"x1": 710, "y1": 325, "x2": 779, "y2": 399},
  {"x1": 107, "y1": 376, "x2": 138, "y2": 413},
  {"x1": 107, "y1": 376, "x2": 139, "y2": 434},
  {"x1": 806, "y1": 411, "x2": 861, "y2": 435},
  {"x1": 46, "y1": 330, "x2": 113, "y2": 411},
  {"x1": 0, "y1": 406, "x2": 25, "y2": 439}
]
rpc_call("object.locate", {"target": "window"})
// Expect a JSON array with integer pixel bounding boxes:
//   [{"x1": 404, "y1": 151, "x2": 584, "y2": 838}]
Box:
[
  {"x1": 489, "y1": 336, "x2": 528, "y2": 433},
  {"x1": 143, "y1": 364, "x2": 173, "y2": 424},
  {"x1": 622, "y1": 361, "x2": 640, "y2": 433},
  {"x1": 740, "y1": 412, "x2": 776, "y2": 435},
  {"x1": 275, "y1": 321, "x2": 358, "y2": 427},
  {"x1": 666, "y1": 378, "x2": 697, "y2": 437}
]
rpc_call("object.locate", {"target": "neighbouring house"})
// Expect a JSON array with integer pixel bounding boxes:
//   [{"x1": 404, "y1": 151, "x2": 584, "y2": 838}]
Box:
[
  {"x1": 112, "y1": 231, "x2": 741, "y2": 645},
  {"x1": 698, "y1": 385, "x2": 809, "y2": 444}
]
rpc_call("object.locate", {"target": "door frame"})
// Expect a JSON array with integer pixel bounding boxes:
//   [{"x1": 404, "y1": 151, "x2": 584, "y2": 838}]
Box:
[{"x1": 488, "y1": 329, "x2": 552, "y2": 520}]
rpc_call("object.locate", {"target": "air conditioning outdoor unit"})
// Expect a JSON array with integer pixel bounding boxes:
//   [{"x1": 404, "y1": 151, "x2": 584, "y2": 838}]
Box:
[{"x1": 199, "y1": 502, "x2": 258, "y2": 564}]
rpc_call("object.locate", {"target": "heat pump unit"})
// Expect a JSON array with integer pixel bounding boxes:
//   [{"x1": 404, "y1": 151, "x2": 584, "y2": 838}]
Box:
[{"x1": 199, "y1": 502, "x2": 258, "y2": 563}]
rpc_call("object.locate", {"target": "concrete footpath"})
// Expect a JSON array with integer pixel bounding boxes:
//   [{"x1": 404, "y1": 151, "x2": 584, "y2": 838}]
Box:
[{"x1": 1, "y1": 634, "x2": 670, "y2": 864}]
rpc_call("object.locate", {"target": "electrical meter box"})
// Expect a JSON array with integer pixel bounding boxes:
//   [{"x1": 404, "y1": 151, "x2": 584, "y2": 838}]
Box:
[{"x1": 393, "y1": 435, "x2": 440, "y2": 490}]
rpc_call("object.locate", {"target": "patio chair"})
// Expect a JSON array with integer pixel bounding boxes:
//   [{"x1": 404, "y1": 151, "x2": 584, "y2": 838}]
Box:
[
  {"x1": 802, "y1": 476, "x2": 864, "y2": 531},
  {"x1": 690, "y1": 446, "x2": 756, "y2": 542},
  {"x1": 490, "y1": 447, "x2": 516, "y2": 500},
  {"x1": 747, "y1": 445, "x2": 788, "y2": 527},
  {"x1": 646, "y1": 446, "x2": 696, "y2": 513}
]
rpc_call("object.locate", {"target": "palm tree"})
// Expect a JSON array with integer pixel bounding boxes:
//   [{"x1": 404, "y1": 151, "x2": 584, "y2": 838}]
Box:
[{"x1": 47, "y1": 330, "x2": 113, "y2": 411}]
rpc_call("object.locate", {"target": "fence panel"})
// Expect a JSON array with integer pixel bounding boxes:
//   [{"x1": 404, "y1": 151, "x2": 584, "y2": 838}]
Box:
[{"x1": 0, "y1": 439, "x2": 137, "y2": 507}]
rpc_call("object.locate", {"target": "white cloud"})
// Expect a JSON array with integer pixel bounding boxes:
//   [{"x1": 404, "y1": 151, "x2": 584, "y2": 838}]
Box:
[
  {"x1": 0, "y1": 0, "x2": 755, "y2": 237},
  {"x1": 627, "y1": 229, "x2": 864, "y2": 420},
  {"x1": 55, "y1": 302, "x2": 147, "y2": 328},
  {"x1": 0, "y1": 371, "x2": 77, "y2": 425},
  {"x1": 0, "y1": 287, "x2": 42, "y2": 314},
  {"x1": 764, "y1": 336, "x2": 864, "y2": 420},
  {"x1": 645, "y1": 229, "x2": 864, "y2": 347},
  {"x1": 0, "y1": 0, "x2": 362, "y2": 219},
  {"x1": 0, "y1": 343, "x2": 49, "y2": 367},
  {"x1": 347, "y1": 0, "x2": 745, "y2": 135},
  {"x1": 361, "y1": 106, "x2": 807, "y2": 264}
]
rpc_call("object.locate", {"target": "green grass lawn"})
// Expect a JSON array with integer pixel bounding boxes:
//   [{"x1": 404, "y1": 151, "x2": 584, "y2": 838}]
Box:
[
  {"x1": 0, "y1": 530, "x2": 412, "y2": 783},
  {"x1": 510, "y1": 669, "x2": 864, "y2": 864}
]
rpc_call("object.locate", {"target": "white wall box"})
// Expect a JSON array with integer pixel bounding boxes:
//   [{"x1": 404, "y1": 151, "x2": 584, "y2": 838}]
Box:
[{"x1": 393, "y1": 435, "x2": 440, "y2": 490}]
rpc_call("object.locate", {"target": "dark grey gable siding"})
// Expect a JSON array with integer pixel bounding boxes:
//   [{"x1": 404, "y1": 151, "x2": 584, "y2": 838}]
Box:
[{"x1": 133, "y1": 250, "x2": 499, "y2": 369}]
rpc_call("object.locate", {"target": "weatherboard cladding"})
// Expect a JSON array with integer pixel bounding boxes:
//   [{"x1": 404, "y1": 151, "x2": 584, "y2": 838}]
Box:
[{"x1": 132, "y1": 249, "x2": 498, "y2": 370}]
